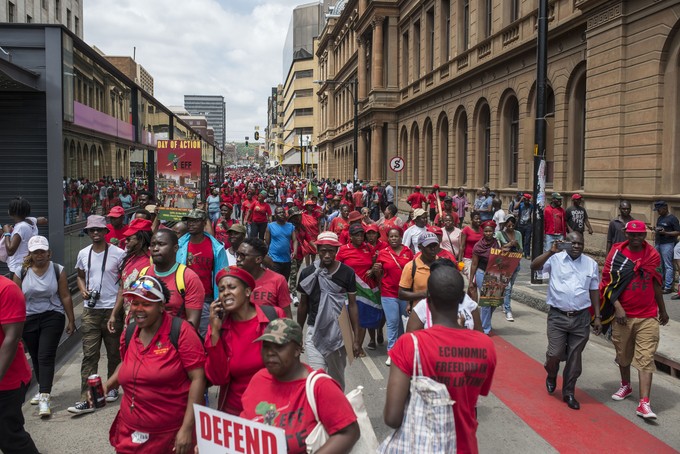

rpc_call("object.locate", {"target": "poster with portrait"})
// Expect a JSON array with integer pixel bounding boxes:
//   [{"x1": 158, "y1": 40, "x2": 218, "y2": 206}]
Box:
[
  {"x1": 156, "y1": 140, "x2": 202, "y2": 210},
  {"x1": 478, "y1": 248, "x2": 522, "y2": 307}
]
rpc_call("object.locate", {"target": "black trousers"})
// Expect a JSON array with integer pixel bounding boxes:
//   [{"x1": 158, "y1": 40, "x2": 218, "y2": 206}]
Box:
[
  {"x1": 271, "y1": 261, "x2": 292, "y2": 281},
  {"x1": 0, "y1": 383, "x2": 40, "y2": 454},
  {"x1": 544, "y1": 308, "x2": 591, "y2": 397},
  {"x1": 252, "y1": 222, "x2": 267, "y2": 239},
  {"x1": 23, "y1": 310, "x2": 65, "y2": 394},
  {"x1": 517, "y1": 224, "x2": 533, "y2": 257}
]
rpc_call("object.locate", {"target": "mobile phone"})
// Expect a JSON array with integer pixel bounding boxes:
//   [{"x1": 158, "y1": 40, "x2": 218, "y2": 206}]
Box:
[{"x1": 556, "y1": 242, "x2": 573, "y2": 252}]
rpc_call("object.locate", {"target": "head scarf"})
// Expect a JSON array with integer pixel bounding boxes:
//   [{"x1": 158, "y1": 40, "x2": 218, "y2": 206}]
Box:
[{"x1": 472, "y1": 233, "x2": 500, "y2": 262}]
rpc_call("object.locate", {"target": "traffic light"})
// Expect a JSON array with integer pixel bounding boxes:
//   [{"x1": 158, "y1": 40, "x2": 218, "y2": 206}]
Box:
[
  {"x1": 245, "y1": 136, "x2": 249, "y2": 147},
  {"x1": 254, "y1": 131, "x2": 260, "y2": 141}
]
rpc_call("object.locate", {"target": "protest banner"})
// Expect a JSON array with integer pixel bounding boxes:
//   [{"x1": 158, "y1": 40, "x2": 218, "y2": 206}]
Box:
[
  {"x1": 156, "y1": 207, "x2": 189, "y2": 222},
  {"x1": 194, "y1": 404, "x2": 287, "y2": 454},
  {"x1": 478, "y1": 248, "x2": 522, "y2": 307},
  {"x1": 157, "y1": 140, "x2": 202, "y2": 210}
]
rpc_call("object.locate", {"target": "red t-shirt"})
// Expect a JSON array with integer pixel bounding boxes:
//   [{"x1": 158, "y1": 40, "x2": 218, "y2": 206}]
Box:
[
  {"x1": 427, "y1": 192, "x2": 439, "y2": 209},
  {"x1": 241, "y1": 199, "x2": 252, "y2": 220},
  {"x1": 462, "y1": 226, "x2": 483, "y2": 259},
  {"x1": 544, "y1": 205, "x2": 566, "y2": 235},
  {"x1": 81, "y1": 194, "x2": 94, "y2": 213},
  {"x1": 353, "y1": 191, "x2": 364, "y2": 208},
  {"x1": 116, "y1": 313, "x2": 205, "y2": 432},
  {"x1": 204, "y1": 305, "x2": 285, "y2": 414},
  {"x1": 0, "y1": 278, "x2": 31, "y2": 391},
  {"x1": 390, "y1": 327, "x2": 497, "y2": 454},
  {"x1": 106, "y1": 224, "x2": 127, "y2": 250},
  {"x1": 214, "y1": 219, "x2": 237, "y2": 248},
  {"x1": 146, "y1": 265, "x2": 205, "y2": 318},
  {"x1": 250, "y1": 201, "x2": 272, "y2": 223},
  {"x1": 376, "y1": 246, "x2": 414, "y2": 297},
  {"x1": 615, "y1": 247, "x2": 660, "y2": 318},
  {"x1": 250, "y1": 269, "x2": 292, "y2": 309},
  {"x1": 187, "y1": 237, "x2": 215, "y2": 298},
  {"x1": 406, "y1": 192, "x2": 427, "y2": 209},
  {"x1": 434, "y1": 211, "x2": 460, "y2": 227},
  {"x1": 329, "y1": 216, "x2": 349, "y2": 235},
  {"x1": 241, "y1": 367, "x2": 358, "y2": 454}
]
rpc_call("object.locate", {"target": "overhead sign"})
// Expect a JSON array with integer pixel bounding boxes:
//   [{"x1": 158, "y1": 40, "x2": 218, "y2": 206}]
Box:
[
  {"x1": 390, "y1": 156, "x2": 405, "y2": 173},
  {"x1": 157, "y1": 140, "x2": 202, "y2": 209},
  {"x1": 194, "y1": 404, "x2": 287, "y2": 454}
]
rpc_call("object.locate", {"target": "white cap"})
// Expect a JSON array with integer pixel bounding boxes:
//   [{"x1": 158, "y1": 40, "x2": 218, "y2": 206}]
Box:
[
  {"x1": 28, "y1": 235, "x2": 50, "y2": 252},
  {"x1": 286, "y1": 197, "x2": 294, "y2": 204}
]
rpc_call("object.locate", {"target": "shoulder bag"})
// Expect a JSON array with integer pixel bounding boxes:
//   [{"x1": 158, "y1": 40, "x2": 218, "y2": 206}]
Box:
[
  {"x1": 377, "y1": 334, "x2": 457, "y2": 453},
  {"x1": 305, "y1": 370, "x2": 379, "y2": 453}
]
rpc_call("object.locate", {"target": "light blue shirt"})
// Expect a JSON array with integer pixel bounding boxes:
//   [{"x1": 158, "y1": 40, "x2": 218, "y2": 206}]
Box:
[{"x1": 543, "y1": 251, "x2": 599, "y2": 311}]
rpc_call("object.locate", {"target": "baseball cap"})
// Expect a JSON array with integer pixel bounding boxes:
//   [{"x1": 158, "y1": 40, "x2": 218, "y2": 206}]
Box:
[
  {"x1": 571, "y1": 194, "x2": 582, "y2": 200},
  {"x1": 316, "y1": 231, "x2": 341, "y2": 247},
  {"x1": 124, "y1": 218, "x2": 153, "y2": 237},
  {"x1": 438, "y1": 191, "x2": 446, "y2": 198},
  {"x1": 287, "y1": 207, "x2": 302, "y2": 218},
  {"x1": 523, "y1": 193, "x2": 532, "y2": 199},
  {"x1": 418, "y1": 232, "x2": 439, "y2": 247},
  {"x1": 123, "y1": 276, "x2": 166, "y2": 304},
  {"x1": 415, "y1": 185, "x2": 421, "y2": 190},
  {"x1": 349, "y1": 223, "x2": 365, "y2": 235},
  {"x1": 108, "y1": 206, "x2": 125, "y2": 218},
  {"x1": 182, "y1": 209, "x2": 207, "y2": 221},
  {"x1": 27, "y1": 235, "x2": 50, "y2": 252},
  {"x1": 624, "y1": 220, "x2": 647, "y2": 233},
  {"x1": 254, "y1": 319, "x2": 303, "y2": 346},
  {"x1": 215, "y1": 266, "x2": 256, "y2": 290},
  {"x1": 444, "y1": 196, "x2": 453, "y2": 202},
  {"x1": 286, "y1": 197, "x2": 294, "y2": 204},
  {"x1": 365, "y1": 224, "x2": 379, "y2": 233},
  {"x1": 551, "y1": 192, "x2": 563, "y2": 200},
  {"x1": 227, "y1": 224, "x2": 247, "y2": 234},
  {"x1": 653, "y1": 201, "x2": 668, "y2": 210},
  {"x1": 433, "y1": 184, "x2": 440, "y2": 189},
  {"x1": 413, "y1": 208, "x2": 426, "y2": 219}
]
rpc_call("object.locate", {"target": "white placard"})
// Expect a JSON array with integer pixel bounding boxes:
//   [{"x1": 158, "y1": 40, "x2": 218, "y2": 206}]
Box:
[{"x1": 194, "y1": 404, "x2": 287, "y2": 454}]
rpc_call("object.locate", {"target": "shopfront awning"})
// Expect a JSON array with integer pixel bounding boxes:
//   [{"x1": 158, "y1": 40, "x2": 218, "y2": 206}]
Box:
[
  {"x1": 0, "y1": 57, "x2": 40, "y2": 91},
  {"x1": 281, "y1": 151, "x2": 301, "y2": 166}
]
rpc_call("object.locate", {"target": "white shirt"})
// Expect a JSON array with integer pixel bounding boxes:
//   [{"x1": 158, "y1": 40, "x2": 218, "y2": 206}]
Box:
[
  {"x1": 7, "y1": 217, "x2": 39, "y2": 274},
  {"x1": 413, "y1": 296, "x2": 478, "y2": 330},
  {"x1": 402, "y1": 225, "x2": 427, "y2": 253},
  {"x1": 542, "y1": 251, "x2": 599, "y2": 311},
  {"x1": 226, "y1": 248, "x2": 237, "y2": 266},
  {"x1": 76, "y1": 244, "x2": 125, "y2": 309},
  {"x1": 440, "y1": 227, "x2": 462, "y2": 257},
  {"x1": 493, "y1": 209, "x2": 506, "y2": 232},
  {"x1": 385, "y1": 185, "x2": 394, "y2": 202}
]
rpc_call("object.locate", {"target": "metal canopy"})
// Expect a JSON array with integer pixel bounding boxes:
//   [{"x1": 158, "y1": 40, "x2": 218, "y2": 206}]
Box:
[{"x1": 0, "y1": 57, "x2": 40, "y2": 92}]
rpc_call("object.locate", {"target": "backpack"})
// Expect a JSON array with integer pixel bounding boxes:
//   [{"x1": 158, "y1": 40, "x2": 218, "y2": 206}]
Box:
[
  {"x1": 20, "y1": 262, "x2": 60, "y2": 283},
  {"x1": 139, "y1": 264, "x2": 186, "y2": 296},
  {"x1": 125, "y1": 315, "x2": 183, "y2": 351},
  {"x1": 259, "y1": 304, "x2": 279, "y2": 322}
]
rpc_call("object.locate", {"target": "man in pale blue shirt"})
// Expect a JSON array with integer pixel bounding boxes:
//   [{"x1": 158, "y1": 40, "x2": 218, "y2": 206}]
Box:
[{"x1": 530, "y1": 231, "x2": 602, "y2": 411}]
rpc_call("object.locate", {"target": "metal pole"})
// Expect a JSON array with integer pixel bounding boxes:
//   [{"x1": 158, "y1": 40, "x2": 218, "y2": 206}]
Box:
[
  {"x1": 531, "y1": 0, "x2": 548, "y2": 283},
  {"x1": 299, "y1": 130, "x2": 304, "y2": 178},
  {"x1": 353, "y1": 78, "x2": 359, "y2": 184},
  {"x1": 395, "y1": 171, "x2": 399, "y2": 211}
]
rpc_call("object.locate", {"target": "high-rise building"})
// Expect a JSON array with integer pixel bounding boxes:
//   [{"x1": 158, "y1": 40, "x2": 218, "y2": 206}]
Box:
[
  {"x1": 0, "y1": 0, "x2": 83, "y2": 38},
  {"x1": 105, "y1": 56, "x2": 154, "y2": 96},
  {"x1": 184, "y1": 95, "x2": 226, "y2": 150}
]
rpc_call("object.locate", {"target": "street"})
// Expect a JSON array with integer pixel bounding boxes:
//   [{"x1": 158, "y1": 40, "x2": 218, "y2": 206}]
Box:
[{"x1": 22, "y1": 298, "x2": 680, "y2": 453}]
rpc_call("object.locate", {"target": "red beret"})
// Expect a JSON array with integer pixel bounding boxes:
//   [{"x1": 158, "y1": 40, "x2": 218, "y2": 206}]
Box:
[
  {"x1": 215, "y1": 266, "x2": 257, "y2": 290},
  {"x1": 481, "y1": 220, "x2": 497, "y2": 230}
]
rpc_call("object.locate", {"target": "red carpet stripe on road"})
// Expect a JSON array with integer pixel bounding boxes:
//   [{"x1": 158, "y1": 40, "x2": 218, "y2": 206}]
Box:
[{"x1": 490, "y1": 335, "x2": 677, "y2": 454}]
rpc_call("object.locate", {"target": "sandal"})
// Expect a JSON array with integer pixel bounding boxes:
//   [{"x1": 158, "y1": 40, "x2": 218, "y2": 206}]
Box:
[{"x1": 367, "y1": 342, "x2": 377, "y2": 350}]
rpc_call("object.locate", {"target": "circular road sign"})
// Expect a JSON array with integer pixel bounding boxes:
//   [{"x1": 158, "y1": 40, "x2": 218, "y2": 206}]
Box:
[{"x1": 390, "y1": 156, "x2": 405, "y2": 173}]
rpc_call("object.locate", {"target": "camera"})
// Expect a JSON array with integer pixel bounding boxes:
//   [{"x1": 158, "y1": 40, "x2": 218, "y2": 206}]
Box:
[
  {"x1": 556, "y1": 242, "x2": 573, "y2": 252},
  {"x1": 87, "y1": 290, "x2": 101, "y2": 308}
]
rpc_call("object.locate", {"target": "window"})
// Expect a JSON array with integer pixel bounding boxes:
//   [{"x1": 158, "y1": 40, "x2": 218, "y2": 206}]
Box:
[
  {"x1": 67, "y1": 9, "x2": 71, "y2": 29},
  {"x1": 441, "y1": 0, "x2": 451, "y2": 62},
  {"x1": 509, "y1": 101, "x2": 519, "y2": 186},
  {"x1": 56, "y1": 0, "x2": 61, "y2": 21},
  {"x1": 294, "y1": 108, "x2": 313, "y2": 117},
  {"x1": 26, "y1": 14, "x2": 32, "y2": 23},
  {"x1": 294, "y1": 69, "x2": 313, "y2": 79},
  {"x1": 426, "y1": 9, "x2": 434, "y2": 72},
  {"x1": 402, "y1": 32, "x2": 409, "y2": 85},
  {"x1": 510, "y1": 0, "x2": 520, "y2": 22},
  {"x1": 461, "y1": 0, "x2": 470, "y2": 51},
  {"x1": 413, "y1": 21, "x2": 421, "y2": 78},
  {"x1": 294, "y1": 88, "x2": 313, "y2": 98},
  {"x1": 8, "y1": 2, "x2": 15, "y2": 22},
  {"x1": 484, "y1": 0, "x2": 492, "y2": 38},
  {"x1": 42, "y1": 0, "x2": 47, "y2": 9},
  {"x1": 483, "y1": 109, "x2": 491, "y2": 184},
  {"x1": 463, "y1": 120, "x2": 468, "y2": 184},
  {"x1": 75, "y1": 16, "x2": 79, "y2": 35}
]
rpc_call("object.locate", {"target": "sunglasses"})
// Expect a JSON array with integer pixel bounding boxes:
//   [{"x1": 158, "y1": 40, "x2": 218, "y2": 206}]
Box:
[
  {"x1": 87, "y1": 227, "x2": 106, "y2": 233},
  {"x1": 129, "y1": 277, "x2": 165, "y2": 303}
]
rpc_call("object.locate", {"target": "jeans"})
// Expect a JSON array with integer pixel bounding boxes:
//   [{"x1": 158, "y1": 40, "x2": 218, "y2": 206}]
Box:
[
  {"x1": 22, "y1": 310, "x2": 65, "y2": 394},
  {"x1": 382, "y1": 297, "x2": 408, "y2": 351},
  {"x1": 0, "y1": 383, "x2": 40, "y2": 454},
  {"x1": 199, "y1": 295, "x2": 214, "y2": 339},
  {"x1": 80, "y1": 308, "x2": 123, "y2": 400},
  {"x1": 233, "y1": 204, "x2": 241, "y2": 219},
  {"x1": 656, "y1": 243, "x2": 675, "y2": 290},
  {"x1": 518, "y1": 224, "x2": 532, "y2": 257},
  {"x1": 544, "y1": 234, "x2": 564, "y2": 253},
  {"x1": 209, "y1": 211, "x2": 220, "y2": 223},
  {"x1": 477, "y1": 269, "x2": 496, "y2": 334},
  {"x1": 65, "y1": 207, "x2": 78, "y2": 225},
  {"x1": 503, "y1": 265, "x2": 520, "y2": 314}
]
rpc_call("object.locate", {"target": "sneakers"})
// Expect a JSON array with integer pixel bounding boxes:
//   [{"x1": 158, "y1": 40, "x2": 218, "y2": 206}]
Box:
[
  {"x1": 106, "y1": 388, "x2": 119, "y2": 402},
  {"x1": 611, "y1": 383, "x2": 633, "y2": 401},
  {"x1": 38, "y1": 393, "x2": 51, "y2": 417},
  {"x1": 29, "y1": 392, "x2": 40, "y2": 405},
  {"x1": 636, "y1": 399, "x2": 657, "y2": 419},
  {"x1": 385, "y1": 356, "x2": 392, "y2": 366},
  {"x1": 67, "y1": 401, "x2": 94, "y2": 414},
  {"x1": 293, "y1": 296, "x2": 300, "y2": 307},
  {"x1": 506, "y1": 311, "x2": 514, "y2": 322}
]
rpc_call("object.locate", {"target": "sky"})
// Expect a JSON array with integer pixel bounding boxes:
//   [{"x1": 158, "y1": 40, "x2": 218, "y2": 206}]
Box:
[{"x1": 83, "y1": 0, "x2": 307, "y2": 143}]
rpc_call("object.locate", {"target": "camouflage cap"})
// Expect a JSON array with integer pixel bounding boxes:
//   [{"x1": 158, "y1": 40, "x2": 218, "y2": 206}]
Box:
[
  {"x1": 182, "y1": 208, "x2": 207, "y2": 221},
  {"x1": 253, "y1": 318, "x2": 303, "y2": 345}
]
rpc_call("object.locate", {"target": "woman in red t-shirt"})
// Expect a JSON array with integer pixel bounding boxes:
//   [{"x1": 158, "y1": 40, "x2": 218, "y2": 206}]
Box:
[
  {"x1": 372, "y1": 226, "x2": 413, "y2": 358},
  {"x1": 459, "y1": 211, "x2": 483, "y2": 281},
  {"x1": 241, "y1": 319, "x2": 359, "y2": 454},
  {"x1": 208, "y1": 203, "x2": 236, "y2": 248},
  {"x1": 365, "y1": 224, "x2": 388, "y2": 252},
  {"x1": 107, "y1": 276, "x2": 206, "y2": 454},
  {"x1": 247, "y1": 192, "x2": 272, "y2": 240},
  {"x1": 378, "y1": 204, "x2": 404, "y2": 242},
  {"x1": 204, "y1": 267, "x2": 284, "y2": 415}
]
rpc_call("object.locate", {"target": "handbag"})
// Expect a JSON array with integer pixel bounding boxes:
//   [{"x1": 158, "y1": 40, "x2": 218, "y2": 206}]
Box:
[
  {"x1": 305, "y1": 371, "x2": 379, "y2": 453},
  {"x1": 0, "y1": 235, "x2": 8, "y2": 262},
  {"x1": 377, "y1": 334, "x2": 457, "y2": 453}
]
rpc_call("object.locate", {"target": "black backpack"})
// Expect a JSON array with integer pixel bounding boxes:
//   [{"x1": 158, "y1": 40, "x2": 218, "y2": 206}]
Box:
[
  {"x1": 20, "y1": 262, "x2": 60, "y2": 283},
  {"x1": 125, "y1": 316, "x2": 183, "y2": 351}
]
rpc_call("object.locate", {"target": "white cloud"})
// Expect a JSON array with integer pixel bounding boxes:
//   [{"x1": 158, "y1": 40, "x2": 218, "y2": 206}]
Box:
[{"x1": 84, "y1": 0, "x2": 307, "y2": 143}]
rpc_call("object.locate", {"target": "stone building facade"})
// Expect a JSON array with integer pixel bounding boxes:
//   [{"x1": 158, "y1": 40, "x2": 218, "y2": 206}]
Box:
[{"x1": 315, "y1": 0, "x2": 680, "y2": 250}]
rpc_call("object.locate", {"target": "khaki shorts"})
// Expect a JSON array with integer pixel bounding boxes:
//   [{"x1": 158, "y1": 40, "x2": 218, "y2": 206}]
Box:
[{"x1": 612, "y1": 317, "x2": 660, "y2": 372}]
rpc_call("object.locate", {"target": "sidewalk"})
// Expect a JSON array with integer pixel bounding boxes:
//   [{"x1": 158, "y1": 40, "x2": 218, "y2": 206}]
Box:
[{"x1": 511, "y1": 258, "x2": 680, "y2": 378}]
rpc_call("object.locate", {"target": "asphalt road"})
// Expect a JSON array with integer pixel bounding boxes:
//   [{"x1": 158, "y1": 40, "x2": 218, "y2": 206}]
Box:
[{"x1": 22, "y1": 301, "x2": 680, "y2": 453}]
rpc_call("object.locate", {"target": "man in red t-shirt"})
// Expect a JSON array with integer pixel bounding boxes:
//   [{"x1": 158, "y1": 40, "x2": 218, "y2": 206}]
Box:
[
  {"x1": 105, "y1": 205, "x2": 128, "y2": 249},
  {"x1": 601, "y1": 220, "x2": 669, "y2": 419},
  {"x1": 406, "y1": 185, "x2": 427, "y2": 210},
  {"x1": 0, "y1": 275, "x2": 40, "y2": 453},
  {"x1": 236, "y1": 238, "x2": 292, "y2": 318},
  {"x1": 385, "y1": 263, "x2": 496, "y2": 454},
  {"x1": 543, "y1": 192, "x2": 566, "y2": 252}
]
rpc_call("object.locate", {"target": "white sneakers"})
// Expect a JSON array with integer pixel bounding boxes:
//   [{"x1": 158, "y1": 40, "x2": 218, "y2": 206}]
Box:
[
  {"x1": 38, "y1": 393, "x2": 51, "y2": 417},
  {"x1": 505, "y1": 311, "x2": 514, "y2": 322},
  {"x1": 29, "y1": 392, "x2": 40, "y2": 405}
]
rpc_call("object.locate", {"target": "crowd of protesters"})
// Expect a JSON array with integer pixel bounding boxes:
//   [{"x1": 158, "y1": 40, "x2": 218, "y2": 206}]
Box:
[{"x1": 0, "y1": 169, "x2": 675, "y2": 453}]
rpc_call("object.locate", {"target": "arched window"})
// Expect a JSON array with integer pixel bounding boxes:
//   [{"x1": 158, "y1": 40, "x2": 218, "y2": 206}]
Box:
[
  {"x1": 477, "y1": 103, "x2": 491, "y2": 186},
  {"x1": 568, "y1": 67, "x2": 586, "y2": 190},
  {"x1": 424, "y1": 119, "x2": 433, "y2": 185},
  {"x1": 456, "y1": 111, "x2": 468, "y2": 185},
  {"x1": 502, "y1": 96, "x2": 520, "y2": 186},
  {"x1": 410, "y1": 123, "x2": 420, "y2": 185},
  {"x1": 438, "y1": 114, "x2": 449, "y2": 186}
]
